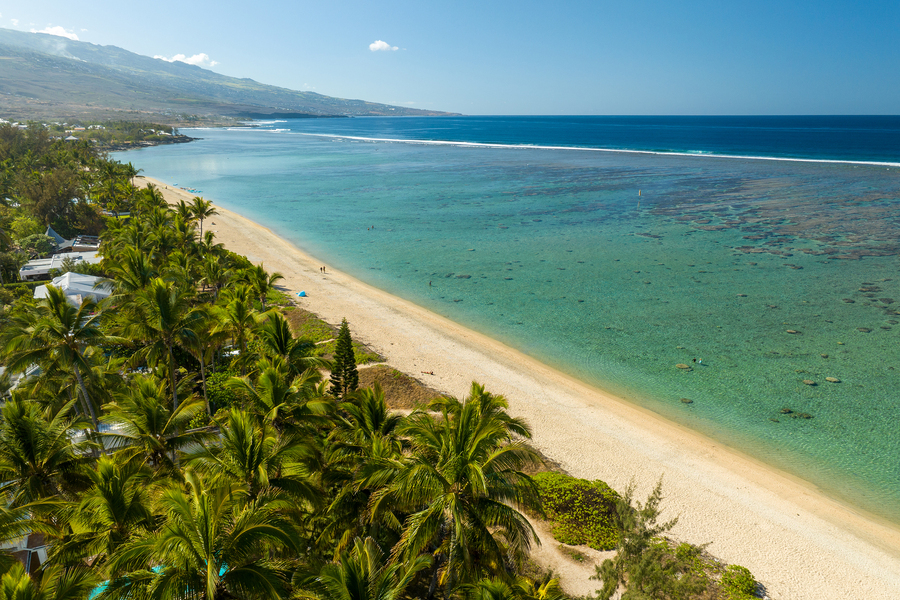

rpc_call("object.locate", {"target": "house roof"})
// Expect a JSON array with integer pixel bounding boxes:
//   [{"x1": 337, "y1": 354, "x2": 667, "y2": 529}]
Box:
[{"x1": 33, "y1": 272, "x2": 112, "y2": 305}]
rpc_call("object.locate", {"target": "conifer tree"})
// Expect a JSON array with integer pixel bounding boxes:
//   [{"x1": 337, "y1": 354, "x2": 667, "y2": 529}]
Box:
[{"x1": 330, "y1": 318, "x2": 359, "y2": 399}]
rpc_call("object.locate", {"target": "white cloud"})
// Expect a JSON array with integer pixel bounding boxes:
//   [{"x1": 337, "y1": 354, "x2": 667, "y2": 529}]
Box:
[
  {"x1": 153, "y1": 53, "x2": 218, "y2": 67},
  {"x1": 31, "y1": 25, "x2": 78, "y2": 40},
  {"x1": 369, "y1": 40, "x2": 398, "y2": 52},
  {"x1": 10, "y1": 19, "x2": 19, "y2": 27}
]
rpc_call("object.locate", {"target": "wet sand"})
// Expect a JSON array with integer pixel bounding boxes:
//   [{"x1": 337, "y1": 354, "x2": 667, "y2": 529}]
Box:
[{"x1": 145, "y1": 177, "x2": 900, "y2": 599}]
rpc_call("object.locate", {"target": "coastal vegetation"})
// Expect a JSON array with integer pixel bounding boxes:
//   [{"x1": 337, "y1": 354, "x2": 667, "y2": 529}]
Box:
[{"x1": 0, "y1": 121, "x2": 760, "y2": 599}]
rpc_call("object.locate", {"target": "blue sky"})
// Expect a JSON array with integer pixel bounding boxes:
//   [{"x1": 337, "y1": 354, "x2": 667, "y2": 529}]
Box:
[{"x1": 2, "y1": 0, "x2": 898, "y2": 115}]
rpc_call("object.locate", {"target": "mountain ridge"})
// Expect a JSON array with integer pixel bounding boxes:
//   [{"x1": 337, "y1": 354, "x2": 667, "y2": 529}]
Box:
[{"x1": 0, "y1": 28, "x2": 458, "y2": 123}]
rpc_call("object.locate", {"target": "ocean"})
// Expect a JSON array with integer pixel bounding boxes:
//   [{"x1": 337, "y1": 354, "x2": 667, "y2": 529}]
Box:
[{"x1": 115, "y1": 116, "x2": 900, "y2": 523}]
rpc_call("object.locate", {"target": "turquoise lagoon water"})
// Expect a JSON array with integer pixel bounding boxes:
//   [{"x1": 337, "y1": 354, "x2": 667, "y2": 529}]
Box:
[{"x1": 115, "y1": 118, "x2": 900, "y2": 523}]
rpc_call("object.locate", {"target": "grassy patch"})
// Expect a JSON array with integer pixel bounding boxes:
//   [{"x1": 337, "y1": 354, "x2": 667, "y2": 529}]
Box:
[
  {"x1": 282, "y1": 306, "x2": 336, "y2": 343},
  {"x1": 558, "y1": 545, "x2": 588, "y2": 563},
  {"x1": 533, "y1": 472, "x2": 620, "y2": 551},
  {"x1": 266, "y1": 288, "x2": 294, "y2": 308},
  {"x1": 357, "y1": 365, "x2": 445, "y2": 409},
  {"x1": 314, "y1": 339, "x2": 382, "y2": 365}
]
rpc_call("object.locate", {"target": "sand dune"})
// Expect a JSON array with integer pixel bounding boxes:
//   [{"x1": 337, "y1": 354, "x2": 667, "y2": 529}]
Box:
[{"x1": 145, "y1": 177, "x2": 900, "y2": 599}]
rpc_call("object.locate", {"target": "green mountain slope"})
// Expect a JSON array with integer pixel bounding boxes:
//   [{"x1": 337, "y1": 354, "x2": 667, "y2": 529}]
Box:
[{"x1": 0, "y1": 28, "x2": 456, "y2": 122}]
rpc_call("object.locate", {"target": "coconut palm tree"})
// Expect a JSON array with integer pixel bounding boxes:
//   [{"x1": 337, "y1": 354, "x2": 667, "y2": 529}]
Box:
[
  {"x1": 372, "y1": 384, "x2": 543, "y2": 597},
  {"x1": 2, "y1": 286, "x2": 115, "y2": 430},
  {"x1": 227, "y1": 359, "x2": 332, "y2": 432},
  {"x1": 199, "y1": 254, "x2": 232, "y2": 301},
  {"x1": 300, "y1": 536, "x2": 430, "y2": 600},
  {"x1": 50, "y1": 454, "x2": 155, "y2": 567},
  {"x1": 199, "y1": 230, "x2": 224, "y2": 257},
  {"x1": 319, "y1": 384, "x2": 406, "y2": 555},
  {"x1": 121, "y1": 277, "x2": 205, "y2": 410},
  {"x1": 174, "y1": 199, "x2": 195, "y2": 224},
  {"x1": 460, "y1": 575, "x2": 566, "y2": 600},
  {"x1": 101, "y1": 375, "x2": 210, "y2": 476},
  {"x1": 103, "y1": 246, "x2": 157, "y2": 297},
  {"x1": 256, "y1": 311, "x2": 330, "y2": 376},
  {"x1": 0, "y1": 562, "x2": 100, "y2": 600},
  {"x1": 189, "y1": 408, "x2": 321, "y2": 506},
  {"x1": 0, "y1": 397, "x2": 94, "y2": 506},
  {"x1": 215, "y1": 284, "x2": 260, "y2": 376},
  {"x1": 182, "y1": 313, "x2": 230, "y2": 415},
  {"x1": 191, "y1": 197, "x2": 218, "y2": 238},
  {"x1": 102, "y1": 470, "x2": 300, "y2": 600},
  {"x1": 241, "y1": 264, "x2": 284, "y2": 310}
]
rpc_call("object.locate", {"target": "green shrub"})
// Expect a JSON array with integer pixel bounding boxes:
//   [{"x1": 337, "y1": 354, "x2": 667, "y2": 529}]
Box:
[
  {"x1": 205, "y1": 370, "x2": 240, "y2": 413},
  {"x1": 187, "y1": 411, "x2": 210, "y2": 430},
  {"x1": 721, "y1": 564, "x2": 756, "y2": 599},
  {"x1": 533, "y1": 472, "x2": 620, "y2": 550},
  {"x1": 19, "y1": 234, "x2": 56, "y2": 258},
  {"x1": 314, "y1": 339, "x2": 382, "y2": 364}
]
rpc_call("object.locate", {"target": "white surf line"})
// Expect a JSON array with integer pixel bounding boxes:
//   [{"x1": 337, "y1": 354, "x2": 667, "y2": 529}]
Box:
[{"x1": 258, "y1": 130, "x2": 900, "y2": 169}]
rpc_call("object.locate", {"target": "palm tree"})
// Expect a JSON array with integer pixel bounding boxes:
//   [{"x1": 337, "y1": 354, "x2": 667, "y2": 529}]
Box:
[
  {"x1": 199, "y1": 254, "x2": 232, "y2": 301},
  {"x1": 320, "y1": 384, "x2": 405, "y2": 555},
  {"x1": 339, "y1": 383, "x2": 404, "y2": 450},
  {"x1": 174, "y1": 199, "x2": 195, "y2": 224},
  {"x1": 191, "y1": 196, "x2": 218, "y2": 237},
  {"x1": 300, "y1": 537, "x2": 430, "y2": 600},
  {"x1": 256, "y1": 311, "x2": 330, "y2": 376},
  {"x1": 101, "y1": 375, "x2": 210, "y2": 475},
  {"x1": 51, "y1": 454, "x2": 155, "y2": 567},
  {"x1": 2, "y1": 286, "x2": 115, "y2": 430},
  {"x1": 171, "y1": 214, "x2": 198, "y2": 252},
  {"x1": 0, "y1": 397, "x2": 94, "y2": 506},
  {"x1": 121, "y1": 277, "x2": 205, "y2": 410},
  {"x1": 372, "y1": 383, "x2": 543, "y2": 597},
  {"x1": 132, "y1": 183, "x2": 166, "y2": 214},
  {"x1": 215, "y1": 284, "x2": 260, "y2": 375},
  {"x1": 241, "y1": 264, "x2": 284, "y2": 309},
  {"x1": 227, "y1": 359, "x2": 331, "y2": 432},
  {"x1": 0, "y1": 562, "x2": 100, "y2": 600},
  {"x1": 182, "y1": 313, "x2": 230, "y2": 415},
  {"x1": 189, "y1": 408, "x2": 321, "y2": 505},
  {"x1": 103, "y1": 246, "x2": 157, "y2": 297},
  {"x1": 460, "y1": 575, "x2": 566, "y2": 600},
  {"x1": 199, "y1": 230, "x2": 224, "y2": 256},
  {"x1": 103, "y1": 470, "x2": 300, "y2": 600}
]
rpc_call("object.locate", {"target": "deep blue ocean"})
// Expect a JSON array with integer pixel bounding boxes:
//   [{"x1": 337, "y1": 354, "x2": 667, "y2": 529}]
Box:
[{"x1": 116, "y1": 115, "x2": 900, "y2": 523}]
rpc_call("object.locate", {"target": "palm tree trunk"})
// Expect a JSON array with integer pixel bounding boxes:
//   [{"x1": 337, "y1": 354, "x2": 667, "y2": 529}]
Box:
[
  {"x1": 199, "y1": 354, "x2": 210, "y2": 416},
  {"x1": 72, "y1": 364, "x2": 100, "y2": 431},
  {"x1": 167, "y1": 342, "x2": 179, "y2": 410}
]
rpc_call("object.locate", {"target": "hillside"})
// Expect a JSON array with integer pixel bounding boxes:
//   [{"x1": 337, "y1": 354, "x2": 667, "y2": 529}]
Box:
[{"x1": 0, "y1": 28, "x2": 457, "y2": 123}]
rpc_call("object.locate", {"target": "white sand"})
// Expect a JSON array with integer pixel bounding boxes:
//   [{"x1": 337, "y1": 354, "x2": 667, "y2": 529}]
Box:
[{"x1": 146, "y1": 177, "x2": 900, "y2": 599}]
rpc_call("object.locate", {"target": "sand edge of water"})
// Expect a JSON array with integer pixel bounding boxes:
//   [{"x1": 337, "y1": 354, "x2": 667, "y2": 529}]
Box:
[{"x1": 145, "y1": 177, "x2": 900, "y2": 600}]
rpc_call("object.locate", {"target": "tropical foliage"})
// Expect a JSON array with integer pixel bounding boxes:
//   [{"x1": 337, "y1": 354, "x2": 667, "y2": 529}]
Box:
[{"x1": 0, "y1": 124, "x2": 757, "y2": 600}]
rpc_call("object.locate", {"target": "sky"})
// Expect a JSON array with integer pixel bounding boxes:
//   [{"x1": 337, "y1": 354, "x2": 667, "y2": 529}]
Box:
[{"x1": 1, "y1": 0, "x2": 898, "y2": 115}]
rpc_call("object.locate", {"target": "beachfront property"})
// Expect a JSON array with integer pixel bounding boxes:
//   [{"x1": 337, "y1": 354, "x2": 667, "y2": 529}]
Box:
[
  {"x1": 43, "y1": 226, "x2": 101, "y2": 254},
  {"x1": 17, "y1": 226, "x2": 103, "y2": 282},
  {"x1": 18, "y1": 251, "x2": 102, "y2": 282},
  {"x1": 33, "y1": 272, "x2": 112, "y2": 305}
]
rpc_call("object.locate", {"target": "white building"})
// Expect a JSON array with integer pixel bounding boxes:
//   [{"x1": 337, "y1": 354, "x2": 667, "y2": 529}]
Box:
[
  {"x1": 18, "y1": 251, "x2": 102, "y2": 282},
  {"x1": 33, "y1": 272, "x2": 112, "y2": 305}
]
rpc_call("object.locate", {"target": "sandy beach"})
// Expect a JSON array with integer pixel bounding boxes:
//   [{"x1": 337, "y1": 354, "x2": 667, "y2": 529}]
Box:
[{"x1": 146, "y1": 177, "x2": 900, "y2": 599}]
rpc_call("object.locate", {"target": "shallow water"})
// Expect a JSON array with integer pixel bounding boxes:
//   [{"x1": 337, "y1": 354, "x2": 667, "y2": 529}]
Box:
[{"x1": 117, "y1": 121, "x2": 900, "y2": 523}]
